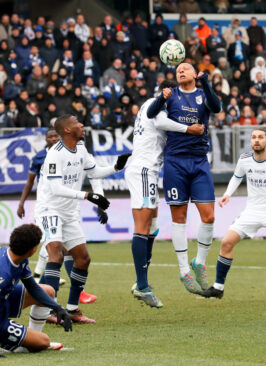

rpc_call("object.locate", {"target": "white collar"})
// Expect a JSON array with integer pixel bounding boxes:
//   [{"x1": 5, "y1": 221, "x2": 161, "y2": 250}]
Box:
[
  {"x1": 7, "y1": 248, "x2": 19, "y2": 268},
  {"x1": 179, "y1": 86, "x2": 197, "y2": 93}
]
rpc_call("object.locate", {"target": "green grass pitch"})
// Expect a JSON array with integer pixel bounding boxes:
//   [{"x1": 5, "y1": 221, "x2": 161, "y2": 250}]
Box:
[{"x1": 2, "y1": 240, "x2": 266, "y2": 366}]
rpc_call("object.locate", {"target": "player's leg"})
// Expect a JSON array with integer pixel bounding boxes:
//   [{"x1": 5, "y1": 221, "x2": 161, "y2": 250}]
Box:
[
  {"x1": 33, "y1": 244, "x2": 48, "y2": 281},
  {"x1": 147, "y1": 207, "x2": 159, "y2": 268}
]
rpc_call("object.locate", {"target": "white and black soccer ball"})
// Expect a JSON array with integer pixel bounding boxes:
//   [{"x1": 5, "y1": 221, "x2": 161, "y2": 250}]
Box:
[{"x1": 159, "y1": 40, "x2": 186, "y2": 67}]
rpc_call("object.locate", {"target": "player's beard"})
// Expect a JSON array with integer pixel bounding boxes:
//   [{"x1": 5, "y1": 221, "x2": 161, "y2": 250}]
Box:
[{"x1": 253, "y1": 146, "x2": 265, "y2": 154}]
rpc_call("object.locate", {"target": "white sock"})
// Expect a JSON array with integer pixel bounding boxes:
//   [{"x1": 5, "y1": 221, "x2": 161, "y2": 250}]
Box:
[
  {"x1": 196, "y1": 222, "x2": 214, "y2": 265},
  {"x1": 172, "y1": 222, "x2": 190, "y2": 276},
  {"x1": 214, "y1": 282, "x2": 224, "y2": 291},
  {"x1": 66, "y1": 304, "x2": 78, "y2": 311},
  {"x1": 34, "y1": 245, "x2": 48, "y2": 275},
  {"x1": 29, "y1": 305, "x2": 50, "y2": 332},
  {"x1": 149, "y1": 217, "x2": 158, "y2": 235}
]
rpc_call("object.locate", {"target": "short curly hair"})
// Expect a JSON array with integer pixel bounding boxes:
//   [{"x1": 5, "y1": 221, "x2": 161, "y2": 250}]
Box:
[{"x1": 9, "y1": 224, "x2": 42, "y2": 256}]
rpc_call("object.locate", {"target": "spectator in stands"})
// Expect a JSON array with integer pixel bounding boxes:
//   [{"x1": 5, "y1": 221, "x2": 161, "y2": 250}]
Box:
[
  {"x1": 211, "y1": 69, "x2": 230, "y2": 95},
  {"x1": 227, "y1": 96, "x2": 240, "y2": 118},
  {"x1": 250, "y1": 43, "x2": 266, "y2": 68},
  {"x1": 0, "y1": 100, "x2": 15, "y2": 127},
  {"x1": 0, "y1": 40, "x2": 9, "y2": 64},
  {"x1": 239, "y1": 105, "x2": 258, "y2": 125},
  {"x1": 130, "y1": 14, "x2": 149, "y2": 57},
  {"x1": 44, "y1": 19, "x2": 63, "y2": 48},
  {"x1": 195, "y1": 17, "x2": 212, "y2": 52},
  {"x1": 153, "y1": 72, "x2": 165, "y2": 96},
  {"x1": 123, "y1": 103, "x2": 139, "y2": 127},
  {"x1": 184, "y1": 31, "x2": 205, "y2": 64},
  {"x1": 111, "y1": 31, "x2": 130, "y2": 63},
  {"x1": 4, "y1": 49, "x2": 22, "y2": 78},
  {"x1": 70, "y1": 99, "x2": 87, "y2": 123},
  {"x1": 96, "y1": 94, "x2": 110, "y2": 116},
  {"x1": 74, "y1": 50, "x2": 100, "y2": 86},
  {"x1": 214, "y1": 0, "x2": 230, "y2": 13},
  {"x1": 257, "y1": 92, "x2": 266, "y2": 115},
  {"x1": 92, "y1": 26, "x2": 103, "y2": 52},
  {"x1": 57, "y1": 66, "x2": 72, "y2": 88},
  {"x1": 59, "y1": 19, "x2": 68, "y2": 38},
  {"x1": 149, "y1": 14, "x2": 169, "y2": 57},
  {"x1": 252, "y1": 71, "x2": 266, "y2": 96},
  {"x1": 24, "y1": 45, "x2": 45, "y2": 78},
  {"x1": 100, "y1": 15, "x2": 116, "y2": 41},
  {"x1": 7, "y1": 99, "x2": 19, "y2": 124},
  {"x1": 0, "y1": 63, "x2": 7, "y2": 88},
  {"x1": 177, "y1": 0, "x2": 201, "y2": 13},
  {"x1": 227, "y1": 31, "x2": 250, "y2": 69},
  {"x1": 247, "y1": 17, "x2": 266, "y2": 56},
  {"x1": 36, "y1": 16, "x2": 46, "y2": 28},
  {"x1": 81, "y1": 76, "x2": 100, "y2": 108},
  {"x1": 9, "y1": 26, "x2": 21, "y2": 49},
  {"x1": 40, "y1": 37, "x2": 60, "y2": 70},
  {"x1": 60, "y1": 49, "x2": 75, "y2": 78},
  {"x1": 88, "y1": 103, "x2": 106, "y2": 129},
  {"x1": 65, "y1": 19, "x2": 83, "y2": 60},
  {"x1": 45, "y1": 83, "x2": 57, "y2": 104},
  {"x1": 144, "y1": 59, "x2": 159, "y2": 91},
  {"x1": 15, "y1": 89, "x2": 30, "y2": 112},
  {"x1": 227, "y1": 106, "x2": 240, "y2": 125},
  {"x1": 257, "y1": 107, "x2": 266, "y2": 125},
  {"x1": 250, "y1": 56, "x2": 266, "y2": 82},
  {"x1": 230, "y1": 69, "x2": 248, "y2": 95},
  {"x1": 103, "y1": 77, "x2": 123, "y2": 109},
  {"x1": 248, "y1": 85, "x2": 262, "y2": 113},
  {"x1": 120, "y1": 93, "x2": 132, "y2": 115},
  {"x1": 135, "y1": 86, "x2": 150, "y2": 106},
  {"x1": 223, "y1": 17, "x2": 249, "y2": 48},
  {"x1": 197, "y1": 54, "x2": 215, "y2": 76},
  {"x1": 42, "y1": 102, "x2": 58, "y2": 127},
  {"x1": 106, "y1": 104, "x2": 126, "y2": 129},
  {"x1": 0, "y1": 14, "x2": 12, "y2": 44},
  {"x1": 15, "y1": 35, "x2": 30, "y2": 68},
  {"x1": 75, "y1": 13, "x2": 92, "y2": 44},
  {"x1": 216, "y1": 57, "x2": 233, "y2": 81},
  {"x1": 23, "y1": 18, "x2": 35, "y2": 41},
  {"x1": 210, "y1": 110, "x2": 228, "y2": 129},
  {"x1": 17, "y1": 101, "x2": 41, "y2": 127},
  {"x1": 3, "y1": 72, "x2": 23, "y2": 101},
  {"x1": 53, "y1": 85, "x2": 72, "y2": 115},
  {"x1": 26, "y1": 65, "x2": 48, "y2": 97},
  {"x1": 206, "y1": 25, "x2": 226, "y2": 65},
  {"x1": 102, "y1": 58, "x2": 125, "y2": 87},
  {"x1": 239, "y1": 61, "x2": 250, "y2": 85},
  {"x1": 31, "y1": 26, "x2": 45, "y2": 48}
]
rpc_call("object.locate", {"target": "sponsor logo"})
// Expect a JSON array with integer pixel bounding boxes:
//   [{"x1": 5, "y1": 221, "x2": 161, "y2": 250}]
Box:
[
  {"x1": 67, "y1": 161, "x2": 71, "y2": 166},
  {"x1": 181, "y1": 106, "x2": 198, "y2": 112},
  {"x1": 49, "y1": 164, "x2": 56, "y2": 174},
  {"x1": 248, "y1": 169, "x2": 252, "y2": 173},
  {"x1": 178, "y1": 114, "x2": 200, "y2": 124}
]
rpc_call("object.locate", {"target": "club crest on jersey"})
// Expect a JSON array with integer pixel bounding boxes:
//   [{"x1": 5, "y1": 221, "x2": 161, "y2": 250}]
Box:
[
  {"x1": 150, "y1": 197, "x2": 156, "y2": 205},
  {"x1": 50, "y1": 227, "x2": 57, "y2": 234},
  {"x1": 49, "y1": 164, "x2": 56, "y2": 174},
  {"x1": 196, "y1": 95, "x2": 203, "y2": 105}
]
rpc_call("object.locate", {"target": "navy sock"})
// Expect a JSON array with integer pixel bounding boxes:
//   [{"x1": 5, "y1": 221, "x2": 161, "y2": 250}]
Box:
[
  {"x1": 147, "y1": 235, "x2": 155, "y2": 267},
  {"x1": 67, "y1": 268, "x2": 88, "y2": 307},
  {"x1": 216, "y1": 255, "x2": 233, "y2": 284},
  {"x1": 43, "y1": 262, "x2": 61, "y2": 294},
  {"x1": 131, "y1": 233, "x2": 148, "y2": 290},
  {"x1": 64, "y1": 254, "x2": 74, "y2": 278}
]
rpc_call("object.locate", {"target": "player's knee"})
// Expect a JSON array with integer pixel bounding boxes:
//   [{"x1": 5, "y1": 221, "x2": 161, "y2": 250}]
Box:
[
  {"x1": 75, "y1": 254, "x2": 90, "y2": 269},
  {"x1": 221, "y1": 238, "x2": 233, "y2": 253},
  {"x1": 47, "y1": 243, "x2": 64, "y2": 263},
  {"x1": 202, "y1": 215, "x2": 215, "y2": 224},
  {"x1": 45, "y1": 285, "x2": 55, "y2": 299}
]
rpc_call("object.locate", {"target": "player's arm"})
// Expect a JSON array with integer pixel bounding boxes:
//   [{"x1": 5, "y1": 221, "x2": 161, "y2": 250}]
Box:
[
  {"x1": 219, "y1": 159, "x2": 245, "y2": 207},
  {"x1": 22, "y1": 276, "x2": 72, "y2": 331},
  {"x1": 197, "y1": 72, "x2": 221, "y2": 113},
  {"x1": 154, "y1": 111, "x2": 204, "y2": 135},
  {"x1": 146, "y1": 89, "x2": 172, "y2": 119},
  {"x1": 17, "y1": 172, "x2": 37, "y2": 218}
]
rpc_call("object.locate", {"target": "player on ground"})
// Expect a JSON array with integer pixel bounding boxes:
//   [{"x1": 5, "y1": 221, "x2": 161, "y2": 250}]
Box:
[
  {"x1": 201, "y1": 127, "x2": 266, "y2": 298},
  {"x1": 125, "y1": 79, "x2": 204, "y2": 308},
  {"x1": 36, "y1": 114, "x2": 130, "y2": 323},
  {"x1": 0, "y1": 224, "x2": 72, "y2": 353},
  {"x1": 147, "y1": 63, "x2": 221, "y2": 294}
]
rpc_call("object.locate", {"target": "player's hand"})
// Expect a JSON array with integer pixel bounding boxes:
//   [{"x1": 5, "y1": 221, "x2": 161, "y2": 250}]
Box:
[
  {"x1": 218, "y1": 195, "x2": 230, "y2": 208},
  {"x1": 17, "y1": 205, "x2": 25, "y2": 218},
  {"x1": 162, "y1": 88, "x2": 172, "y2": 100},
  {"x1": 97, "y1": 207, "x2": 108, "y2": 224},
  {"x1": 114, "y1": 153, "x2": 131, "y2": 171},
  {"x1": 197, "y1": 72, "x2": 208, "y2": 81},
  {"x1": 87, "y1": 192, "x2": 110, "y2": 210},
  {"x1": 187, "y1": 124, "x2": 204, "y2": 135},
  {"x1": 55, "y1": 306, "x2": 72, "y2": 332}
]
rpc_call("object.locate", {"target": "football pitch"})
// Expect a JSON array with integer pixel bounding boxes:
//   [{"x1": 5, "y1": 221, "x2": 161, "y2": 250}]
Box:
[{"x1": 3, "y1": 240, "x2": 266, "y2": 366}]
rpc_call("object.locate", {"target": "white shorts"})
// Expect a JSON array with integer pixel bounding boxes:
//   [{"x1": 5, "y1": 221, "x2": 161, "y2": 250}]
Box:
[
  {"x1": 125, "y1": 165, "x2": 159, "y2": 209},
  {"x1": 230, "y1": 209, "x2": 266, "y2": 239},
  {"x1": 35, "y1": 213, "x2": 86, "y2": 251}
]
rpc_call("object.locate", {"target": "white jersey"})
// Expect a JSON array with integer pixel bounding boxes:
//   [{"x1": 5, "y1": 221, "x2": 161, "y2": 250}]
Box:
[
  {"x1": 233, "y1": 152, "x2": 266, "y2": 212},
  {"x1": 128, "y1": 98, "x2": 167, "y2": 172},
  {"x1": 36, "y1": 140, "x2": 95, "y2": 218}
]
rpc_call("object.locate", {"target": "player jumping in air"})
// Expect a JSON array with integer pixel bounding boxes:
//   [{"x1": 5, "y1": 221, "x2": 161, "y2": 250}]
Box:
[
  {"x1": 201, "y1": 127, "x2": 266, "y2": 298},
  {"x1": 147, "y1": 63, "x2": 221, "y2": 294},
  {"x1": 35, "y1": 114, "x2": 130, "y2": 323},
  {"x1": 125, "y1": 79, "x2": 204, "y2": 307},
  {"x1": 0, "y1": 224, "x2": 72, "y2": 353}
]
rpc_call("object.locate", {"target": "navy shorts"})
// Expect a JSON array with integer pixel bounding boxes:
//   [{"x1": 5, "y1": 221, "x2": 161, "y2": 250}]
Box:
[
  {"x1": 163, "y1": 154, "x2": 215, "y2": 205},
  {"x1": 0, "y1": 284, "x2": 27, "y2": 351}
]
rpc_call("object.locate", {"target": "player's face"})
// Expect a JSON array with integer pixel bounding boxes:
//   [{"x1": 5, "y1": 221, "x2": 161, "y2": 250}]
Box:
[
  {"x1": 68, "y1": 116, "x2": 84, "y2": 140},
  {"x1": 176, "y1": 63, "x2": 197, "y2": 85},
  {"x1": 46, "y1": 130, "x2": 60, "y2": 148},
  {"x1": 250, "y1": 130, "x2": 266, "y2": 153}
]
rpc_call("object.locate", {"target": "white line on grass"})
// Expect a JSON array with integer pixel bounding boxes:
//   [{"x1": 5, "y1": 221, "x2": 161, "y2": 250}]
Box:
[{"x1": 29, "y1": 261, "x2": 266, "y2": 270}]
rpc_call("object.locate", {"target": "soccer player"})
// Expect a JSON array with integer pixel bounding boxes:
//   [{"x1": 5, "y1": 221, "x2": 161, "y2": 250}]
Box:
[
  {"x1": 125, "y1": 79, "x2": 205, "y2": 307},
  {"x1": 36, "y1": 114, "x2": 130, "y2": 323},
  {"x1": 147, "y1": 63, "x2": 221, "y2": 294},
  {"x1": 0, "y1": 224, "x2": 72, "y2": 353},
  {"x1": 201, "y1": 127, "x2": 266, "y2": 298}
]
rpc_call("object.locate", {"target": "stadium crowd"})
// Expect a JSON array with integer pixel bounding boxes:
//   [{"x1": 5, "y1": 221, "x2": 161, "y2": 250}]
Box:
[{"x1": 0, "y1": 9, "x2": 265, "y2": 130}]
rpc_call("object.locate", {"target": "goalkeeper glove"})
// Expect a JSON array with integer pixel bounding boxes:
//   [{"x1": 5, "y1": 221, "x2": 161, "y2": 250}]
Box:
[
  {"x1": 55, "y1": 306, "x2": 72, "y2": 332},
  {"x1": 97, "y1": 207, "x2": 108, "y2": 224},
  {"x1": 87, "y1": 192, "x2": 110, "y2": 210},
  {"x1": 115, "y1": 153, "x2": 131, "y2": 171}
]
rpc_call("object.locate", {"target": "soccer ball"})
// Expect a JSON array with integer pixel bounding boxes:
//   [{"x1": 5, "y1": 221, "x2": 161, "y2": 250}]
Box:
[{"x1": 159, "y1": 40, "x2": 186, "y2": 66}]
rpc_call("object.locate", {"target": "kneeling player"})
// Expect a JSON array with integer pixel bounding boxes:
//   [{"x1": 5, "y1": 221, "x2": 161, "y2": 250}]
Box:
[
  {"x1": 0, "y1": 224, "x2": 72, "y2": 353},
  {"x1": 125, "y1": 80, "x2": 204, "y2": 308}
]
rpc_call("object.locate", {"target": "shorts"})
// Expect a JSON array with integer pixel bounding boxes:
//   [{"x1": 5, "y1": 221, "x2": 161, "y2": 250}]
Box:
[
  {"x1": 230, "y1": 210, "x2": 266, "y2": 239},
  {"x1": 163, "y1": 154, "x2": 215, "y2": 205},
  {"x1": 35, "y1": 213, "x2": 86, "y2": 251},
  {"x1": 0, "y1": 284, "x2": 27, "y2": 351},
  {"x1": 125, "y1": 165, "x2": 159, "y2": 209}
]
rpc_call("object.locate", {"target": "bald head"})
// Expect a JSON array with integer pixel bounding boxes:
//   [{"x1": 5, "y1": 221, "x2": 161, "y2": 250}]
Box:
[{"x1": 176, "y1": 63, "x2": 197, "y2": 86}]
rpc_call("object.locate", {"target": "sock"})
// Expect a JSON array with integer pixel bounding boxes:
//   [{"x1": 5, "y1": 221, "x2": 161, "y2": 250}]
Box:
[
  {"x1": 147, "y1": 218, "x2": 159, "y2": 267},
  {"x1": 42, "y1": 262, "x2": 61, "y2": 294},
  {"x1": 29, "y1": 305, "x2": 50, "y2": 332},
  {"x1": 172, "y1": 222, "x2": 189, "y2": 277},
  {"x1": 214, "y1": 255, "x2": 233, "y2": 290},
  {"x1": 196, "y1": 222, "x2": 214, "y2": 265},
  {"x1": 66, "y1": 267, "x2": 88, "y2": 310},
  {"x1": 64, "y1": 254, "x2": 74, "y2": 278},
  {"x1": 131, "y1": 233, "x2": 148, "y2": 290},
  {"x1": 34, "y1": 245, "x2": 48, "y2": 276}
]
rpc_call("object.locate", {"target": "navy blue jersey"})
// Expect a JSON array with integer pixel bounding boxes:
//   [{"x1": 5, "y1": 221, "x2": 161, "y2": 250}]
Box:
[
  {"x1": 29, "y1": 148, "x2": 47, "y2": 181},
  {"x1": 0, "y1": 246, "x2": 32, "y2": 324},
  {"x1": 165, "y1": 87, "x2": 210, "y2": 156}
]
